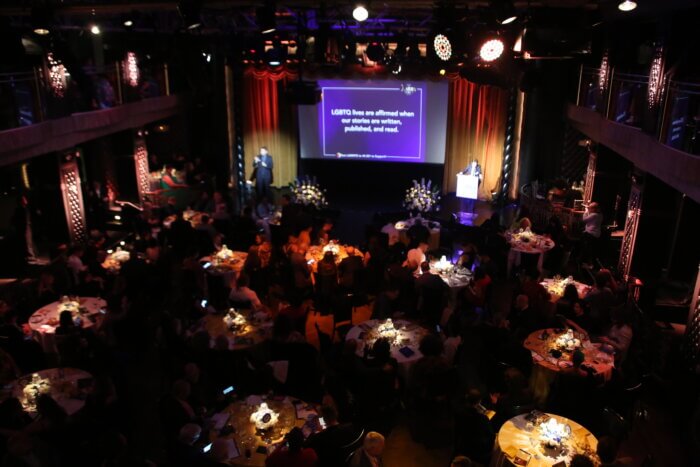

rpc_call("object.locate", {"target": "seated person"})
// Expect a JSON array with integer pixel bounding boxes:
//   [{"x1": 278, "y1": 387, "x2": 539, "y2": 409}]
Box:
[
  {"x1": 228, "y1": 274, "x2": 263, "y2": 311},
  {"x1": 265, "y1": 427, "x2": 318, "y2": 467},
  {"x1": 349, "y1": 431, "x2": 385, "y2": 467},
  {"x1": 305, "y1": 405, "x2": 360, "y2": 467},
  {"x1": 454, "y1": 389, "x2": 494, "y2": 465}
]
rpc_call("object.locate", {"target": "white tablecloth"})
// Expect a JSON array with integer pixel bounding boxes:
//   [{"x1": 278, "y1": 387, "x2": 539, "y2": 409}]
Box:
[
  {"x1": 28, "y1": 298, "x2": 106, "y2": 353},
  {"x1": 346, "y1": 319, "x2": 429, "y2": 377},
  {"x1": 4, "y1": 368, "x2": 93, "y2": 416}
]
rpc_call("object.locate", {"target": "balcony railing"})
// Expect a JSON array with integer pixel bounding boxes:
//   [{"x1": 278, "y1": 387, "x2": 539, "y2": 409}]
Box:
[
  {"x1": 660, "y1": 81, "x2": 700, "y2": 155},
  {"x1": 0, "y1": 62, "x2": 170, "y2": 132},
  {"x1": 576, "y1": 66, "x2": 700, "y2": 156}
]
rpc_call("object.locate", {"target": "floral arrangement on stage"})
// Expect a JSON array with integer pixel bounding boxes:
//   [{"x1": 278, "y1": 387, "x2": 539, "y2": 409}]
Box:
[
  {"x1": 403, "y1": 178, "x2": 441, "y2": 213},
  {"x1": 289, "y1": 176, "x2": 328, "y2": 209}
]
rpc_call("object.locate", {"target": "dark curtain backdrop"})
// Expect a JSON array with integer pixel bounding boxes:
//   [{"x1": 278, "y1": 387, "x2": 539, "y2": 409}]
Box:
[
  {"x1": 242, "y1": 67, "x2": 299, "y2": 188},
  {"x1": 443, "y1": 73, "x2": 509, "y2": 200}
]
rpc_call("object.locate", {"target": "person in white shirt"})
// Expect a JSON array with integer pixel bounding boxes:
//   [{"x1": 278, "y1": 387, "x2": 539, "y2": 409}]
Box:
[
  {"x1": 381, "y1": 222, "x2": 399, "y2": 246},
  {"x1": 66, "y1": 245, "x2": 88, "y2": 285},
  {"x1": 581, "y1": 202, "x2": 603, "y2": 264},
  {"x1": 582, "y1": 202, "x2": 602, "y2": 238},
  {"x1": 228, "y1": 274, "x2": 263, "y2": 310},
  {"x1": 404, "y1": 242, "x2": 429, "y2": 273}
]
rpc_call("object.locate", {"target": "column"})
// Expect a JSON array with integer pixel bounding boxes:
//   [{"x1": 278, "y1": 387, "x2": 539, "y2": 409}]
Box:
[
  {"x1": 134, "y1": 132, "x2": 150, "y2": 206},
  {"x1": 59, "y1": 151, "x2": 87, "y2": 244},
  {"x1": 618, "y1": 172, "x2": 644, "y2": 282}
]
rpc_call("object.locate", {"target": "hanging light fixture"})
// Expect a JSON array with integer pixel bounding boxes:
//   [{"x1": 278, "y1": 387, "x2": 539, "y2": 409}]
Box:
[
  {"x1": 47, "y1": 52, "x2": 66, "y2": 98},
  {"x1": 124, "y1": 52, "x2": 140, "y2": 87},
  {"x1": 618, "y1": 1, "x2": 637, "y2": 12},
  {"x1": 598, "y1": 49, "x2": 610, "y2": 92},
  {"x1": 647, "y1": 44, "x2": 664, "y2": 108}
]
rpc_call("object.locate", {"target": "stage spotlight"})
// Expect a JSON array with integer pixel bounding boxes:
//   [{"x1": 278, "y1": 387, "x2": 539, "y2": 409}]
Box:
[
  {"x1": 353, "y1": 5, "x2": 369, "y2": 22},
  {"x1": 618, "y1": 1, "x2": 637, "y2": 11},
  {"x1": 439, "y1": 68, "x2": 446, "y2": 76},
  {"x1": 433, "y1": 34, "x2": 452, "y2": 61},
  {"x1": 178, "y1": 0, "x2": 202, "y2": 30},
  {"x1": 265, "y1": 42, "x2": 286, "y2": 66},
  {"x1": 90, "y1": 24, "x2": 101, "y2": 35},
  {"x1": 123, "y1": 20, "x2": 133, "y2": 27},
  {"x1": 257, "y1": 3, "x2": 277, "y2": 34},
  {"x1": 501, "y1": 15, "x2": 517, "y2": 25},
  {"x1": 366, "y1": 42, "x2": 385, "y2": 62},
  {"x1": 479, "y1": 38, "x2": 504, "y2": 62},
  {"x1": 31, "y1": 4, "x2": 53, "y2": 35}
]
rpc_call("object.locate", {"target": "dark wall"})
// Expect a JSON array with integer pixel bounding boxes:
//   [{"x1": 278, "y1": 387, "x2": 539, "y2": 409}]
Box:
[
  {"x1": 518, "y1": 61, "x2": 579, "y2": 187},
  {"x1": 298, "y1": 158, "x2": 444, "y2": 209}
]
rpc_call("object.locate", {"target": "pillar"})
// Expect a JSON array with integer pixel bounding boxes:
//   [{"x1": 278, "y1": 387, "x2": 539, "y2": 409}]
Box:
[
  {"x1": 134, "y1": 132, "x2": 150, "y2": 206},
  {"x1": 59, "y1": 150, "x2": 87, "y2": 244},
  {"x1": 618, "y1": 172, "x2": 644, "y2": 282}
]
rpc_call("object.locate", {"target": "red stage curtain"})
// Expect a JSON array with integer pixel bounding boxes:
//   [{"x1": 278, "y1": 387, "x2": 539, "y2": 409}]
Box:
[
  {"x1": 443, "y1": 75, "x2": 509, "y2": 200},
  {"x1": 242, "y1": 67, "x2": 299, "y2": 188}
]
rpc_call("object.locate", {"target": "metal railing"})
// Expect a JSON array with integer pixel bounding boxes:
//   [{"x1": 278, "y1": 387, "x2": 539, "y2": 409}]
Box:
[
  {"x1": 576, "y1": 66, "x2": 700, "y2": 156},
  {"x1": 659, "y1": 81, "x2": 700, "y2": 156},
  {"x1": 0, "y1": 61, "x2": 170, "y2": 132}
]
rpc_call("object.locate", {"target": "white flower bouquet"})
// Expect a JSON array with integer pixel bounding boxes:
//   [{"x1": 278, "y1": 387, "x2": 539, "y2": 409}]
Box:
[
  {"x1": 403, "y1": 178, "x2": 441, "y2": 213},
  {"x1": 289, "y1": 176, "x2": 328, "y2": 209}
]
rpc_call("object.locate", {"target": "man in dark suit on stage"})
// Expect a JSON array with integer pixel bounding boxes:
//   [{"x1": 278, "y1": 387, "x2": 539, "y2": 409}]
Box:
[{"x1": 250, "y1": 146, "x2": 274, "y2": 200}]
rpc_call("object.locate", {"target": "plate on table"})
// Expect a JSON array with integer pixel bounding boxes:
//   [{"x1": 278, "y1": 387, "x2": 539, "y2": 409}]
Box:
[{"x1": 557, "y1": 360, "x2": 573, "y2": 369}]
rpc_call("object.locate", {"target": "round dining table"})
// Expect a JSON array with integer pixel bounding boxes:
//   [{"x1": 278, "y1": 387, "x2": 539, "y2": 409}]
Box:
[
  {"x1": 207, "y1": 394, "x2": 320, "y2": 466},
  {"x1": 541, "y1": 277, "x2": 591, "y2": 302},
  {"x1": 163, "y1": 209, "x2": 207, "y2": 229},
  {"x1": 201, "y1": 250, "x2": 248, "y2": 277},
  {"x1": 346, "y1": 319, "x2": 430, "y2": 378},
  {"x1": 28, "y1": 297, "x2": 106, "y2": 353},
  {"x1": 491, "y1": 412, "x2": 599, "y2": 466},
  {"x1": 306, "y1": 243, "x2": 363, "y2": 273},
  {"x1": 524, "y1": 328, "x2": 615, "y2": 404},
  {"x1": 2, "y1": 368, "x2": 93, "y2": 417},
  {"x1": 506, "y1": 230, "x2": 555, "y2": 275},
  {"x1": 200, "y1": 310, "x2": 274, "y2": 351}
]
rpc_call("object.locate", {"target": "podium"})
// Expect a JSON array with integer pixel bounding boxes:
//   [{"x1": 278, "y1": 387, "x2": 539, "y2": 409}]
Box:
[{"x1": 456, "y1": 173, "x2": 480, "y2": 200}]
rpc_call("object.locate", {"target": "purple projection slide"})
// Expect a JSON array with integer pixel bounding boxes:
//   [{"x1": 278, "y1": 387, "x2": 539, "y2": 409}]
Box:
[{"x1": 319, "y1": 81, "x2": 427, "y2": 162}]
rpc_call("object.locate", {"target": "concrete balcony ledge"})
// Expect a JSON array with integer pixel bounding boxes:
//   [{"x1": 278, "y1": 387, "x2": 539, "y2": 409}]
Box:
[
  {"x1": 0, "y1": 95, "x2": 182, "y2": 167},
  {"x1": 567, "y1": 104, "x2": 700, "y2": 204}
]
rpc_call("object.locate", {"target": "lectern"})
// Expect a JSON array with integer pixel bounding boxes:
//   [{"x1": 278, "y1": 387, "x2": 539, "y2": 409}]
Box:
[{"x1": 456, "y1": 173, "x2": 479, "y2": 200}]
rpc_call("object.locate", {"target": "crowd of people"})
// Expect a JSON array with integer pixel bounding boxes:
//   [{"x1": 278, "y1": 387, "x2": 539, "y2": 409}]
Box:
[{"x1": 0, "y1": 164, "x2": 650, "y2": 467}]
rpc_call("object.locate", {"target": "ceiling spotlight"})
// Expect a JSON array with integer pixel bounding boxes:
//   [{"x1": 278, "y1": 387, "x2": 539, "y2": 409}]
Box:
[
  {"x1": 433, "y1": 34, "x2": 452, "y2": 61},
  {"x1": 178, "y1": 0, "x2": 203, "y2": 30},
  {"x1": 123, "y1": 19, "x2": 134, "y2": 27},
  {"x1": 501, "y1": 15, "x2": 517, "y2": 25},
  {"x1": 353, "y1": 5, "x2": 369, "y2": 22},
  {"x1": 439, "y1": 69, "x2": 446, "y2": 76},
  {"x1": 618, "y1": 0, "x2": 637, "y2": 11},
  {"x1": 90, "y1": 24, "x2": 101, "y2": 35},
  {"x1": 479, "y1": 38, "x2": 504, "y2": 62},
  {"x1": 257, "y1": 3, "x2": 277, "y2": 34},
  {"x1": 31, "y1": 4, "x2": 53, "y2": 35}
]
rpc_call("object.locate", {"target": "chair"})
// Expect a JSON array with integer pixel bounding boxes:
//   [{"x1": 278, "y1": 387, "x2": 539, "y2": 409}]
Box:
[
  {"x1": 340, "y1": 427, "x2": 365, "y2": 465},
  {"x1": 315, "y1": 322, "x2": 333, "y2": 357},
  {"x1": 601, "y1": 407, "x2": 630, "y2": 442}
]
